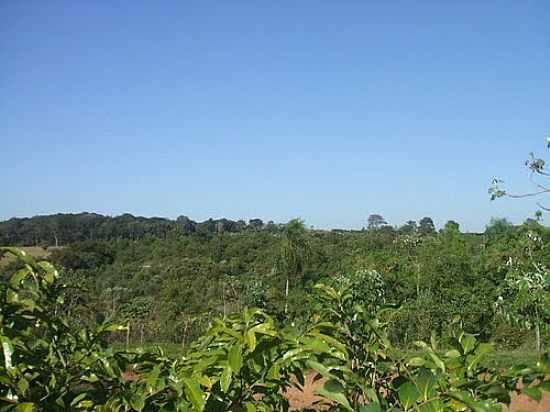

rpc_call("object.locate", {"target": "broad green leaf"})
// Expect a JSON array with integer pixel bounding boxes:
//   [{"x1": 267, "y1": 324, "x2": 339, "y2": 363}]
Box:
[
  {"x1": 10, "y1": 268, "x2": 30, "y2": 287},
  {"x1": 14, "y1": 404, "x2": 35, "y2": 412},
  {"x1": 408, "y1": 357, "x2": 426, "y2": 367},
  {"x1": 448, "y1": 391, "x2": 498, "y2": 412},
  {"x1": 245, "y1": 329, "x2": 256, "y2": 352},
  {"x1": 398, "y1": 381, "x2": 420, "y2": 410},
  {"x1": 220, "y1": 364, "x2": 232, "y2": 393},
  {"x1": 461, "y1": 335, "x2": 477, "y2": 355},
  {"x1": 467, "y1": 343, "x2": 493, "y2": 371},
  {"x1": 129, "y1": 393, "x2": 145, "y2": 411},
  {"x1": 415, "y1": 368, "x2": 436, "y2": 401},
  {"x1": 70, "y1": 393, "x2": 88, "y2": 407},
  {"x1": 17, "y1": 377, "x2": 30, "y2": 395},
  {"x1": 316, "y1": 380, "x2": 352, "y2": 411},
  {"x1": 1, "y1": 337, "x2": 14, "y2": 371},
  {"x1": 445, "y1": 349, "x2": 461, "y2": 358},
  {"x1": 182, "y1": 377, "x2": 205, "y2": 411},
  {"x1": 228, "y1": 345, "x2": 242, "y2": 373},
  {"x1": 522, "y1": 387, "x2": 542, "y2": 401}
]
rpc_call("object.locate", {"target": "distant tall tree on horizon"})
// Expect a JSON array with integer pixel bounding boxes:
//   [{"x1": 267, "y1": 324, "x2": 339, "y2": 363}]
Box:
[
  {"x1": 367, "y1": 214, "x2": 388, "y2": 231},
  {"x1": 277, "y1": 218, "x2": 311, "y2": 315},
  {"x1": 418, "y1": 217, "x2": 436, "y2": 235}
]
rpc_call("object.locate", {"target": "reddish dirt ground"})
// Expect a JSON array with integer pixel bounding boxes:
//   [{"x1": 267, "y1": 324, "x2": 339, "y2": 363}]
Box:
[{"x1": 285, "y1": 373, "x2": 550, "y2": 411}]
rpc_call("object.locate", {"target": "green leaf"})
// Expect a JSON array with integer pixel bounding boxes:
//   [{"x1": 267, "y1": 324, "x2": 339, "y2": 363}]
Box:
[
  {"x1": 129, "y1": 393, "x2": 145, "y2": 411},
  {"x1": 415, "y1": 368, "x2": 436, "y2": 401},
  {"x1": 445, "y1": 349, "x2": 461, "y2": 358},
  {"x1": 182, "y1": 377, "x2": 205, "y2": 411},
  {"x1": 398, "y1": 381, "x2": 420, "y2": 410},
  {"x1": 244, "y1": 402, "x2": 256, "y2": 412},
  {"x1": 467, "y1": 343, "x2": 493, "y2": 371},
  {"x1": 245, "y1": 329, "x2": 256, "y2": 352},
  {"x1": 220, "y1": 364, "x2": 232, "y2": 393},
  {"x1": 10, "y1": 268, "x2": 30, "y2": 287},
  {"x1": 408, "y1": 357, "x2": 426, "y2": 367},
  {"x1": 461, "y1": 334, "x2": 477, "y2": 354},
  {"x1": 448, "y1": 391, "x2": 499, "y2": 412},
  {"x1": 228, "y1": 345, "x2": 242, "y2": 373},
  {"x1": 316, "y1": 380, "x2": 352, "y2": 411},
  {"x1": 1, "y1": 337, "x2": 14, "y2": 371},
  {"x1": 523, "y1": 387, "x2": 542, "y2": 402},
  {"x1": 70, "y1": 393, "x2": 88, "y2": 407},
  {"x1": 305, "y1": 360, "x2": 337, "y2": 380},
  {"x1": 427, "y1": 350, "x2": 446, "y2": 372},
  {"x1": 17, "y1": 377, "x2": 30, "y2": 395},
  {"x1": 14, "y1": 404, "x2": 35, "y2": 412}
]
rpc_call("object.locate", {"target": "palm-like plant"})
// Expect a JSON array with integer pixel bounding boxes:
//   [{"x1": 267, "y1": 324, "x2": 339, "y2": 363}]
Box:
[{"x1": 276, "y1": 219, "x2": 311, "y2": 315}]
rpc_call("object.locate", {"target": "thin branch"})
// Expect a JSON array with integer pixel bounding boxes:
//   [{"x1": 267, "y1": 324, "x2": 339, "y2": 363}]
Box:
[
  {"x1": 506, "y1": 190, "x2": 550, "y2": 199},
  {"x1": 528, "y1": 173, "x2": 550, "y2": 192}
]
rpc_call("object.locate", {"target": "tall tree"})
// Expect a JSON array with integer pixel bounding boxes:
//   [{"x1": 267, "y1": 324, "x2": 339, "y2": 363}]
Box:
[
  {"x1": 277, "y1": 218, "x2": 311, "y2": 315},
  {"x1": 418, "y1": 217, "x2": 436, "y2": 235},
  {"x1": 398, "y1": 220, "x2": 417, "y2": 235},
  {"x1": 367, "y1": 214, "x2": 388, "y2": 231}
]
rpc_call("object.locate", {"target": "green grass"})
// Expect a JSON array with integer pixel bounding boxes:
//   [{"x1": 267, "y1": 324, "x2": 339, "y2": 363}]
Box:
[{"x1": 483, "y1": 350, "x2": 539, "y2": 369}]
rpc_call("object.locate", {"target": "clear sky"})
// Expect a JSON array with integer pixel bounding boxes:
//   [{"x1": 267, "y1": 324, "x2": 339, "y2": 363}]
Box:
[{"x1": 1, "y1": 1, "x2": 549, "y2": 232}]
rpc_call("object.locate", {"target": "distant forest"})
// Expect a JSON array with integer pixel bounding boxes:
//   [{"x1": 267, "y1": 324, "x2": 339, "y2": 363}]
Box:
[
  {"x1": 0, "y1": 213, "x2": 284, "y2": 246},
  {"x1": 0, "y1": 212, "x2": 473, "y2": 247}
]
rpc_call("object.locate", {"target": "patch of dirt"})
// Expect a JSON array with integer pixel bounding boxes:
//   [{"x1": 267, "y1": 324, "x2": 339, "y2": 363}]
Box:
[
  {"x1": 285, "y1": 373, "x2": 550, "y2": 411},
  {"x1": 286, "y1": 374, "x2": 327, "y2": 411},
  {"x1": 505, "y1": 390, "x2": 549, "y2": 412}
]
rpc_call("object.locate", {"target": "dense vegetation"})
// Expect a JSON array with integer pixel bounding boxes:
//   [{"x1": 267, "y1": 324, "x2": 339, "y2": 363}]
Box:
[
  {"x1": 1, "y1": 214, "x2": 548, "y2": 352},
  {"x1": 1, "y1": 247, "x2": 548, "y2": 411}
]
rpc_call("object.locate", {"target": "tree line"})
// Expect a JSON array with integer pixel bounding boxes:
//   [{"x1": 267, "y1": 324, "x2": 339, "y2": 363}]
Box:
[{"x1": 0, "y1": 213, "x2": 285, "y2": 246}]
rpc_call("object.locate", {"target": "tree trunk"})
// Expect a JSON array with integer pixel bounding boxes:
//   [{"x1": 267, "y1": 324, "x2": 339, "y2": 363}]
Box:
[
  {"x1": 222, "y1": 283, "x2": 226, "y2": 318},
  {"x1": 126, "y1": 322, "x2": 130, "y2": 347},
  {"x1": 535, "y1": 307, "x2": 541, "y2": 356},
  {"x1": 140, "y1": 323, "x2": 144, "y2": 345},
  {"x1": 181, "y1": 319, "x2": 189, "y2": 350},
  {"x1": 284, "y1": 276, "x2": 290, "y2": 314}
]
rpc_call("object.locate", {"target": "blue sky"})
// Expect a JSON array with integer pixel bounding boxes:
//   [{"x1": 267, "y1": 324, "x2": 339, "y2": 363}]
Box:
[{"x1": 1, "y1": 1, "x2": 549, "y2": 231}]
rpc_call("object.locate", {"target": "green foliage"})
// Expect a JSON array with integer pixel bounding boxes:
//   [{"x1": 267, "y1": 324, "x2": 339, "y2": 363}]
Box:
[
  {"x1": 495, "y1": 229, "x2": 550, "y2": 354},
  {"x1": 1, "y1": 248, "x2": 549, "y2": 411}
]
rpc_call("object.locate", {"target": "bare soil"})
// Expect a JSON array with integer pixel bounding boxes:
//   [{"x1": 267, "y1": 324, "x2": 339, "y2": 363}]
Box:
[{"x1": 285, "y1": 373, "x2": 550, "y2": 411}]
